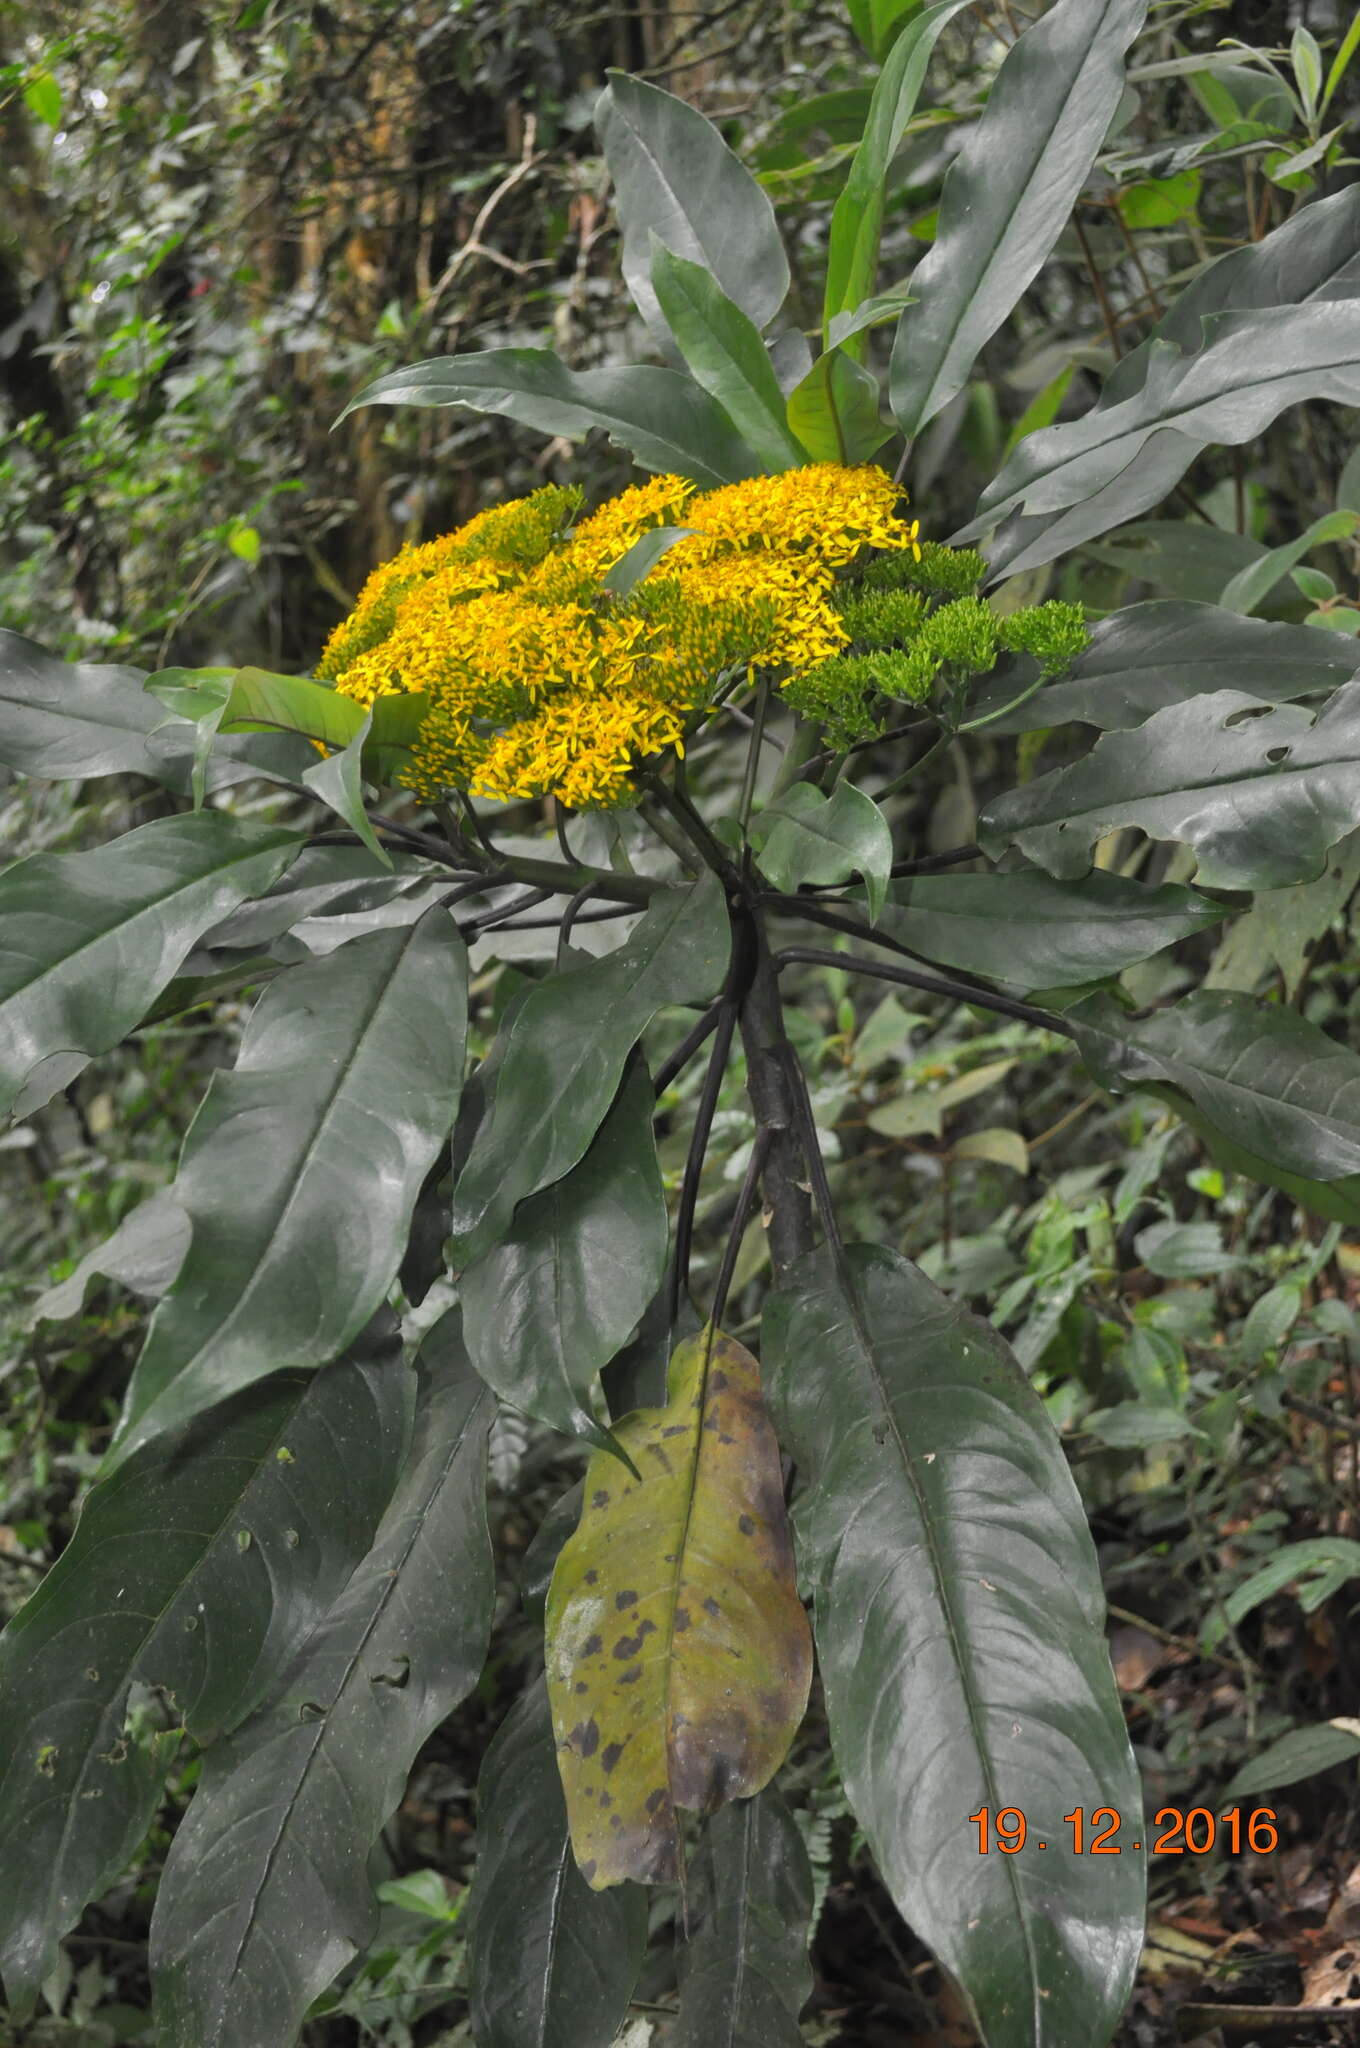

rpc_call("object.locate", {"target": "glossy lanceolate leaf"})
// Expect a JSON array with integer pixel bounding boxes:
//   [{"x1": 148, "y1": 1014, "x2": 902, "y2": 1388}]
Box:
[
  {"x1": 1068, "y1": 990, "x2": 1360, "y2": 1183},
  {"x1": 980, "y1": 681, "x2": 1360, "y2": 890},
  {"x1": 150, "y1": 1311, "x2": 493, "y2": 2048},
  {"x1": 0, "y1": 1321, "x2": 412, "y2": 2017},
  {"x1": 822, "y1": 0, "x2": 972, "y2": 356},
  {"x1": 979, "y1": 183, "x2": 1360, "y2": 574},
  {"x1": 108, "y1": 909, "x2": 468, "y2": 1471},
  {"x1": 649, "y1": 240, "x2": 807, "y2": 471},
  {"x1": 969, "y1": 303, "x2": 1360, "y2": 570},
  {"x1": 28, "y1": 1190, "x2": 191, "y2": 1326},
  {"x1": 752, "y1": 781, "x2": 892, "y2": 920},
  {"x1": 467, "y1": 1681, "x2": 648, "y2": 2048},
  {"x1": 881, "y1": 866, "x2": 1223, "y2": 995},
  {"x1": 340, "y1": 349, "x2": 759, "y2": 488},
  {"x1": 595, "y1": 70, "x2": 789, "y2": 343},
  {"x1": 968, "y1": 601, "x2": 1358, "y2": 734},
  {"x1": 889, "y1": 0, "x2": 1148, "y2": 440},
  {"x1": 458, "y1": 1057, "x2": 667, "y2": 1442},
  {"x1": 671, "y1": 1786, "x2": 814, "y2": 2048},
  {"x1": 0, "y1": 814, "x2": 300, "y2": 1120},
  {"x1": 545, "y1": 1328, "x2": 813, "y2": 1888},
  {"x1": 452, "y1": 872, "x2": 727, "y2": 1264},
  {"x1": 763, "y1": 1246, "x2": 1143, "y2": 2048}
]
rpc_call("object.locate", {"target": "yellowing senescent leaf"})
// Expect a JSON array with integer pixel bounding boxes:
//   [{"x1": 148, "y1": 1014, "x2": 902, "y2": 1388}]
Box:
[{"x1": 545, "y1": 1328, "x2": 812, "y2": 1889}]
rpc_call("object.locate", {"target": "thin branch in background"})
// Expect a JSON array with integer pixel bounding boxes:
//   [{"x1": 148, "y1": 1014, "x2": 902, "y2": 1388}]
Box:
[
  {"x1": 708, "y1": 1124, "x2": 774, "y2": 1332},
  {"x1": 774, "y1": 945, "x2": 1074, "y2": 1037},
  {"x1": 653, "y1": 998, "x2": 725, "y2": 1097},
  {"x1": 737, "y1": 676, "x2": 771, "y2": 833},
  {"x1": 486, "y1": 904, "x2": 634, "y2": 935},
  {"x1": 671, "y1": 1002, "x2": 739, "y2": 1324},
  {"x1": 1072, "y1": 212, "x2": 1123, "y2": 360},
  {"x1": 465, "y1": 886, "x2": 553, "y2": 933},
  {"x1": 891, "y1": 842, "x2": 981, "y2": 875}
]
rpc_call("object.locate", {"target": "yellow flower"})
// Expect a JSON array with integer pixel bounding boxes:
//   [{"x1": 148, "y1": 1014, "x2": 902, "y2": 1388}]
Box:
[{"x1": 319, "y1": 464, "x2": 918, "y2": 808}]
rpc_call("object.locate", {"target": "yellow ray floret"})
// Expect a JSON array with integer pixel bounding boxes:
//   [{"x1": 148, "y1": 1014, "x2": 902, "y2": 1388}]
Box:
[{"x1": 319, "y1": 464, "x2": 919, "y2": 808}]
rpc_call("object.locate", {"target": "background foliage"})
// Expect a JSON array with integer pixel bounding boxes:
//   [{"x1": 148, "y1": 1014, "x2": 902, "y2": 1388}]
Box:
[{"x1": 3, "y1": 0, "x2": 1360, "y2": 2043}]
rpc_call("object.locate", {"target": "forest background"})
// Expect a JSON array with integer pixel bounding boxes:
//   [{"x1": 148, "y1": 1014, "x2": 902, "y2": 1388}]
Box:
[{"x1": 2, "y1": 0, "x2": 1360, "y2": 2042}]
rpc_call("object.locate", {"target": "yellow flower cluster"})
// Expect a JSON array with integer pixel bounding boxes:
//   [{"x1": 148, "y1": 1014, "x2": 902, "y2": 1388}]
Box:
[{"x1": 319, "y1": 463, "x2": 920, "y2": 808}]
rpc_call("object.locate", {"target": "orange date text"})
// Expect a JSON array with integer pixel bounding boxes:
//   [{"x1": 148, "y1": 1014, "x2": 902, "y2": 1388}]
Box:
[{"x1": 968, "y1": 1807, "x2": 1279, "y2": 1855}]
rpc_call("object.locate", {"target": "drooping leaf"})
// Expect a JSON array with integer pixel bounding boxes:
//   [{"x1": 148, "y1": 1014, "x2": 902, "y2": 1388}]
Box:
[
  {"x1": 467, "y1": 1681, "x2": 648, "y2": 2048},
  {"x1": 595, "y1": 70, "x2": 789, "y2": 342},
  {"x1": 545, "y1": 1328, "x2": 813, "y2": 1889},
  {"x1": 451, "y1": 871, "x2": 727, "y2": 1264},
  {"x1": 106, "y1": 908, "x2": 468, "y2": 1471},
  {"x1": 978, "y1": 183, "x2": 1360, "y2": 574},
  {"x1": 980, "y1": 680, "x2": 1360, "y2": 889},
  {"x1": 967, "y1": 600, "x2": 1358, "y2": 734},
  {"x1": 0, "y1": 814, "x2": 301, "y2": 1120},
  {"x1": 970, "y1": 303, "x2": 1360, "y2": 572},
  {"x1": 762, "y1": 1245, "x2": 1144, "y2": 2048},
  {"x1": 1165, "y1": 1096, "x2": 1360, "y2": 1230},
  {"x1": 458, "y1": 1057, "x2": 667, "y2": 1442},
  {"x1": 0, "y1": 1320, "x2": 412, "y2": 2017},
  {"x1": 649, "y1": 240, "x2": 807, "y2": 472},
  {"x1": 149, "y1": 1310, "x2": 493, "y2": 2048},
  {"x1": 786, "y1": 347, "x2": 892, "y2": 465},
  {"x1": 671, "y1": 1787, "x2": 814, "y2": 2048},
  {"x1": 1068, "y1": 989, "x2": 1360, "y2": 1182},
  {"x1": 823, "y1": 0, "x2": 973, "y2": 355},
  {"x1": 1206, "y1": 831, "x2": 1360, "y2": 1002},
  {"x1": 878, "y1": 866, "x2": 1223, "y2": 994},
  {"x1": 196, "y1": 843, "x2": 428, "y2": 953},
  {"x1": 28, "y1": 1191, "x2": 191, "y2": 1326},
  {"x1": 301, "y1": 710, "x2": 392, "y2": 867},
  {"x1": 752, "y1": 782, "x2": 892, "y2": 921},
  {"x1": 339, "y1": 349, "x2": 759, "y2": 488},
  {"x1": 889, "y1": 0, "x2": 1148, "y2": 440}
]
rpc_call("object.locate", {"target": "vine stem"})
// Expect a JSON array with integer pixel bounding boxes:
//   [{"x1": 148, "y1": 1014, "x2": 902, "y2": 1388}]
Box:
[{"x1": 774, "y1": 945, "x2": 1074, "y2": 1038}]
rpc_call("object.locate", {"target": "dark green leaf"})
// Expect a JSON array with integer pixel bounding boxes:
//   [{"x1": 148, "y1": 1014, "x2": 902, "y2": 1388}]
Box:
[
  {"x1": 29, "y1": 1191, "x2": 191, "y2": 1326},
  {"x1": 1224, "y1": 1721, "x2": 1360, "y2": 1803},
  {"x1": 595, "y1": 70, "x2": 789, "y2": 342},
  {"x1": 107, "y1": 909, "x2": 468, "y2": 1471},
  {"x1": 0, "y1": 633, "x2": 308, "y2": 792},
  {"x1": 339, "y1": 349, "x2": 760, "y2": 488},
  {"x1": 968, "y1": 601, "x2": 1357, "y2": 735},
  {"x1": 823, "y1": 0, "x2": 972, "y2": 355},
  {"x1": 752, "y1": 782, "x2": 892, "y2": 920},
  {"x1": 1162, "y1": 1094, "x2": 1360, "y2": 1229},
  {"x1": 467, "y1": 1682, "x2": 647, "y2": 2048},
  {"x1": 458, "y1": 1058, "x2": 667, "y2": 1441},
  {"x1": 149, "y1": 1311, "x2": 493, "y2": 2048},
  {"x1": 649, "y1": 240, "x2": 807, "y2": 471},
  {"x1": 0, "y1": 815, "x2": 301, "y2": 1119},
  {"x1": 1068, "y1": 989, "x2": 1360, "y2": 1182},
  {"x1": 197, "y1": 844, "x2": 427, "y2": 953},
  {"x1": 1074, "y1": 523, "x2": 1273, "y2": 608},
  {"x1": 879, "y1": 866, "x2": 1223, "y2": 994},
  {"x1": 451, "y1": 872, "x2": 727, "y2": 1264},
  {"x1": 972, "y1": 305, "x2": 1360, "y2": 572},
  {"x1": 671, "y1": 1787, "x2": 814, "y2": 2048},
  {"x1": 980, "y1": 680, "x2": 1360, "y2": 889},
  {"x1": 763, "y1": 1245, "x2": 1143, "y2": 2048},
  {"x1": 0, "y1": 1321, "x2": 412, "y2": 2017},
  {"x1": 889, "y1": 0, "x2": 1147, "y2": 439},
  {"x1": 979, "y1": 184, "x2": 1360, "y2": 573}
]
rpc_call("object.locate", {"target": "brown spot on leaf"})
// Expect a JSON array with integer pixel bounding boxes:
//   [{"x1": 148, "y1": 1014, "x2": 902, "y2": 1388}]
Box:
[
  {"x1": 601, "y1": 1741, "x2": 625, "y2": 1774},
  {"x1": 738, "y1": 1513, "x2": 756, "y2": 1536},
  {"x1": 703, "y1": 1596, "x2": 721, "y2": 1617},
  {"x1": 619, "y1": 1664, "x2": 643, "y2": 1684},
  {"x1": 661, "y1": 1424, "x2": 687, "y2": 1438},
  {"x1": 613, "y1": 1617, "x2": 657, "y2": 1658},
  {"x1": 674, "y1": 1607, "x2": 691, "y2": 1632},
  {"x1": 710, "y1": 1370, "x2": 729, "y2": 1392},
  {"x1": 583, "y1": 1633, "x2": 603, "y2": 1657},
  {"x1": 599, "y1": 1790, "x2": 612, "y2": 1808},
  {"x1": 615, "y1": 1589, "x2": 638, "y2": 1610},
  {"x1": 646, "y1": 1788, "x2": 668, "y2": 1815},
  {"x1": 591, "y1": 1490, "x2": 610, "y2": 1510},
  {"x1": 584, "y1": 1569, "x2": 598, "y2": 1585},
  {"x1": 569, "y1": 1717, "x2": 600, "y2": 1758}
]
